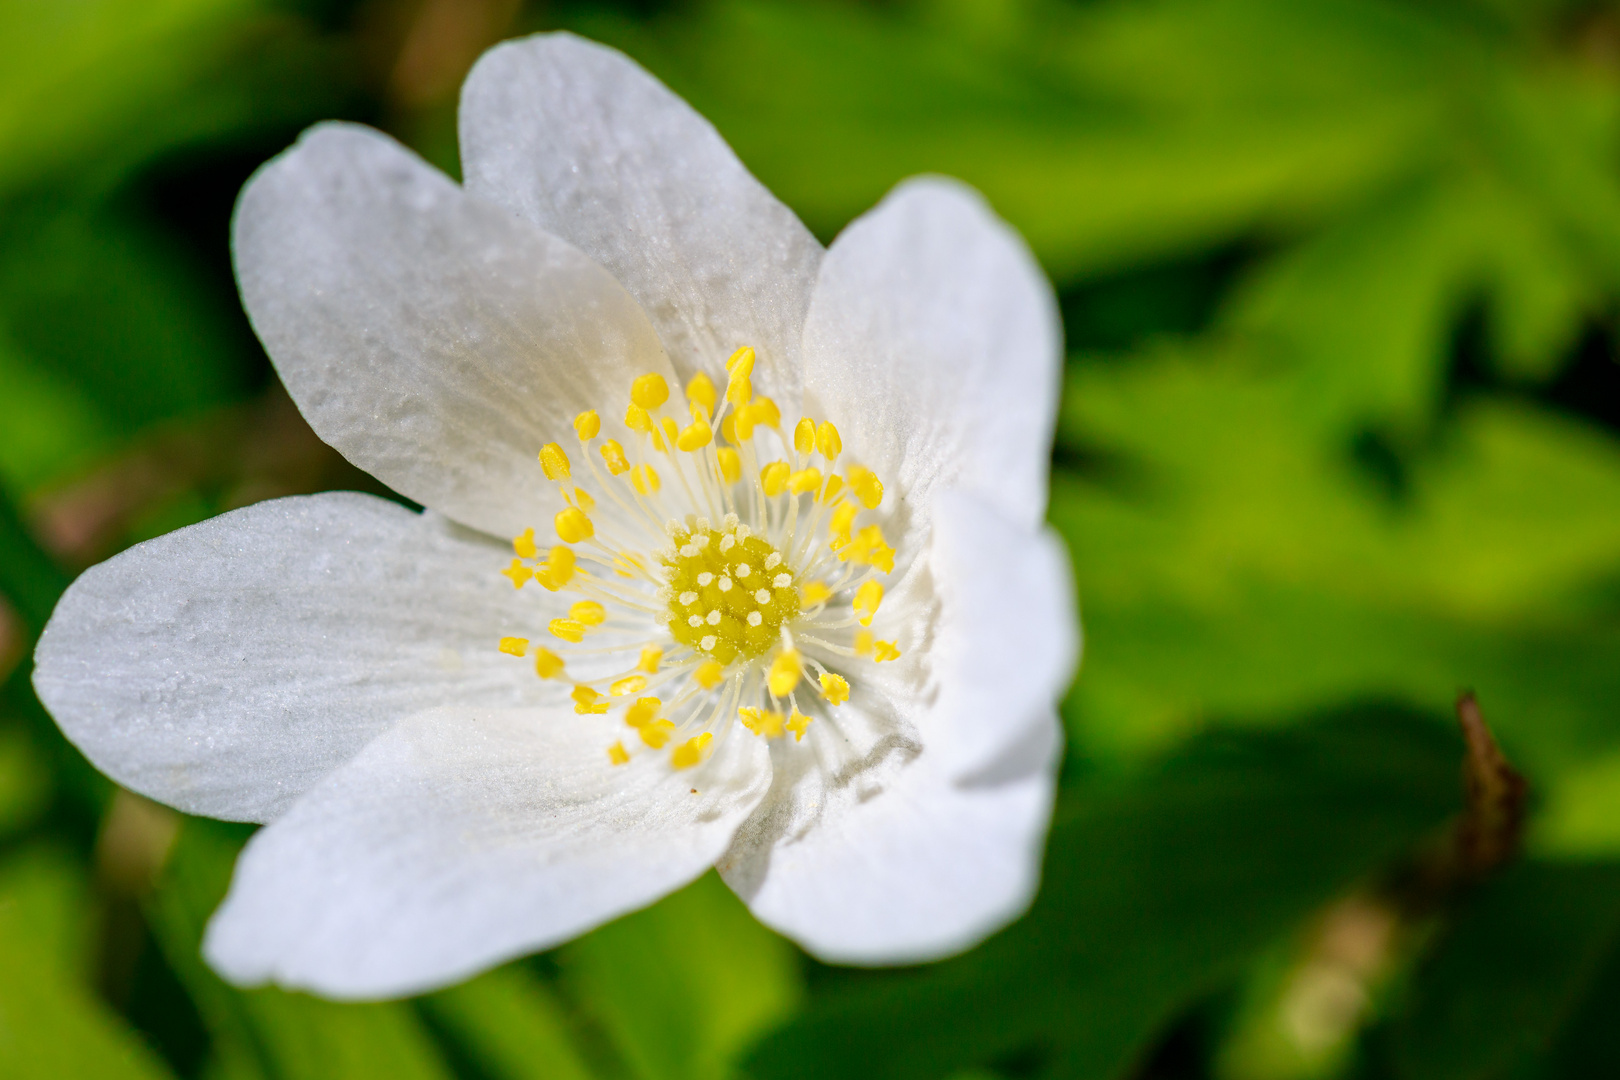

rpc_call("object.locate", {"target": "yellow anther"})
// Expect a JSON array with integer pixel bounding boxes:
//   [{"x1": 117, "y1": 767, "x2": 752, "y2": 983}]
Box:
[
  {"x1": 815, "y1": 421, "x2": 842, "y2": 460},
  {"x1": 534, "y1": 648, "x2": 565, "y2": 679},
  {"x1": 717, "y1": 447, "x2": 741, "y2": 485},
  {"x1": 611, "y1": 675, "x2": 647, "y2": 697},
  {"x1": 873, "y1": 640, "x2": 901, "y2": 662},
  {"x1": 498, "y1": 636, "x2": 529, "y2": 657},
  {"x1": 686, "y1": 372, "x2": 717, "y2": 418},
  {"x1": 725, "y1": 348, "x2": 754, "y2": 407},
  {"x1": 572, "y1": 686, "x2": 609, "y2": 714},
  {"x1": 787, "y1": 708, "x2": 811, "y2": 741},
  {"x1": 694, "y1": 661, "x2": 725, "y2": 689},
  {"x1": 625, "y1": 402, "x2": 653, "y2": 433},
  {"x1": 854, "y1": 580, "x2": 883, "y2": 626},
  {"x1": 501, "y1": 559, "x2": 532, "y2": 589},
  {"x1": 734, "y1": 407, "x2": 759, "y2": 441},
  {"x1": 794, "y1": 417, "x2": 816, "y2": 455},
  {"x1": 572, "y1": 487, "x2": 595, "y2": 511},
  {"x1": 574, "y1": 410, "x2": 601, "y2": 441},
  {"x1": 625, "y1": 697, "x2": 662, "y2": 728},
  {"x1": 638, "y1": 645, "x2": 663, "y2": 674},
  {"x1": 555, "y1": 507, "x2": 594, "y2": 543},
  {"x1": 600, "y1": 439, "x2": 631, "y2": 475},
  {"x1": 539, "y1": 442, "x2": 571, "y2": 480},
  {"x1": 720, "y1": 413, "x2": 738, "y2": 446},
  {"x1": 820, "y1": 672, "x2": 850, "y2": 705},
  {"x1": 828, "y1": 502, "x2": 858, "y2": 547},
  {"x1": 820, "y1": 475, "x2": 845, "y2": 504},
  {"x1": 672, "y1": 731, "x2": 713, "y2": 769},
  {"x1": 767, "y1": 649, "x2": 803, "y2": 697},
  {"x1": 801, "y1": 581, "x2": 832, "y2": 606},
  {"x1": 608, "y1": 741, "x2": 630, "y2": 766},
  {"x1": 739, "y1": 707, "x2": 785, "y2": 738},
  {"x1": 631, "y1": 373, "x2": 670, "y2": 410},
  {"x1": 640, "y1": 718, "x2": 676, "y2": 749},
  {"x1": 661, "y1": 416, "x2": 679, "y2": 448},
  {"x1": 513, "y1": 527, "x2": 538, "y2": 559},
  {"x1": 536, "y1": 545, "x2": 576, "y2": 591},
  {"x1": 787, "y1": 467, "x2": 822, "y2": 495},
  {"x1": 677, "y1": 418, "x2": 713, "y2": 451},
  {"x1": 855, "y1": 629, "x2": 874, "y2": 656},
  {"x1": 630, "y1": 463, "x2": 661, "y2": 495},
  {"x1": 569, "y1": 601, "x2": 607, "y2": 626},
  {"x1": 847, "y1": 465, "x2": 884, "y2": 509},
  {"x1": 843, "y1": 524, "x2": 895, "y2": 573},
  {"x1": 760, "y1": 461, "x2": 791, "y2": 497},
  {"x1": 751, "y1": 397, "x2": 781, "y2": 428},
  {"x1": 550, "y1": 619, "x2": 587, "y2": 643}
]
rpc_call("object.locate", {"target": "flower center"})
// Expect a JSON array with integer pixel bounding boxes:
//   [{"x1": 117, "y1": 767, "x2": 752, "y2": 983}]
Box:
[
  {"x1": 492, "y1": 346, "x2": 903, "y2": 772},
  {"x1": 663, "y1": 519, "x2": 800, "y2": 664}
]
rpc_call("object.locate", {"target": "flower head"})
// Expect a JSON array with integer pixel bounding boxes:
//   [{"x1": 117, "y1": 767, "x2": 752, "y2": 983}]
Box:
[{"x1": 32, "y1": 32, "x2": 1078, "y2": 999}]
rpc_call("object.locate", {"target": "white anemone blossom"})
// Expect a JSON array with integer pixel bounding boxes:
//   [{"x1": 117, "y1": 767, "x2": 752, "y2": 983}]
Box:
[{"x1": 32, "y1": 33, "x2": 1078, "y2": 999}]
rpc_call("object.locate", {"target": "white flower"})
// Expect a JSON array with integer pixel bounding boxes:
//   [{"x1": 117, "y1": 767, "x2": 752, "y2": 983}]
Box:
[{"x1": 32, "y1": 33, "x2": 1078, "y2": 999}]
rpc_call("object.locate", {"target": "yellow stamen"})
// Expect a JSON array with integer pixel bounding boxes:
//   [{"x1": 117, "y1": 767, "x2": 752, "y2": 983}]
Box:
[
  {"x1": 630, "y1": 463, "x2": 661, "y2": 495},
  {"x1": 600, "y1": 440, "x2": 631, "y2": 475},
  {"x1": 853, "y1": 581, "x2": 883, "y2": 626},
  {"x1": 625, "y1": 697, "x2": 662, "y2": 728},
  {"x1": 573, "y1": 487, "x2": 595, "y2": 511},
  {"x1": 672, "y1": 732, "x2": 713, "y2": 769},
  {"x1": 539, "y1": 443, "x2": 571, "y2": 480},
  {"x1": 608, "y1": 741, "x2": 630, "y2": 765},
  {"x1": 631, "y1": 373, "x2": 669, "y2": 410},
  {"x1": 793, "y1": 417, "x2": 815, "y2": 455},
  {"x1": 555, "y1": 507, "x2": 593, "y2": 543},
  {"x1": 661, "y1": 416, "x2": 679, "y2": 447},
  {"x1": 638, "y1": 645, "x2": 663, "y2": 674},
  {"x1": 687, "y1": 372, "x2": 717, "y2": 418},
  {"x1": 625, "y1": 402, "x2": 653, "y2": 434},
  {"x1": 677, "y1": 418, "x2": 713, "y2": 451},
  {"x1": 820, "y1": 475, "x2": 845, "y2": 504},
  {"x1": 739, "y1": 707, "x2": 785, "y2": 738},
  {"x1": 498, "y1": 636, "x2": 529, "y2": 657},
  {"x1": 767, "y1": 649, "x2": 803, "y2": 697},
  {"x1": 611, "y1": 675, "x2": 647, "y2": 697},
  {"x1": 717, "y1": 448, "x2": 741, "y2": 484},
  {"x1": 855, "y1": 629, "x2": 874, "y2": 656},
  {"x1": 513, "y1": 528, "x2": 538, "y2": 559},
  {"x1": 801, "y1": 581, "x2": 832, "y2": 606},
  {"x1": 787, "y1": 708, "x2": 811, "y2": 741},
  {"x1": 501, "y1": 559, "x2": 532, "y2": 589},
  {"x1": 787, "y1": 467, "x2": 822, "y2": 495},
  {"x1": 760, "y1": 461, "x2": 790, "y2": 497},
  {"x1": 747, "y1": 397, "x2": 781, "y2": 429},
  {"x1": 820, "y1": 672, "x2": 850, "y2": 705},
  {"x1": 828, "y1": 502, "x2": 858, "y2": 549},
  {"x1": 534, "y1": 648, "x2": 565, "y2": 679},
  {"x1": 815, "y1": 421, "x2": 841, "y2": 460},
  {"x1": 550, "y1": 619, "x2": 587, "y2": 643},
  {"x1": 842, "y1": 524, "x2": 895, "y2": 573},
  {"x1": 574, "y1": 410, "x2": 601, "y2": 440},
  {"x1": 725, "y1": 347, "x2": 754, "y2": 406},
  {"x1": 640, "y1": 718, "x2": 676, "y2": 748},
  {"x1": 535, "y1": 546, "x2": 576, "y2": 591},
  {"x1": 874, "y1": 640, "x2": 901, "y2": 662},
  {"x1": 569, "y1": 601, "x2": 607, "y2": 626},
  {"x1": 847, "y1": 465, "x2": 883, "y2": 509},
  {"x1": 572, "y1": 686, "x2": 609, "y2": 714},
  {"x1": 726, "y1": 346, "x2": 755, "y2": 373},
  {"x1": 694, "y1": 661, "x2": 725, "y2": 689}
]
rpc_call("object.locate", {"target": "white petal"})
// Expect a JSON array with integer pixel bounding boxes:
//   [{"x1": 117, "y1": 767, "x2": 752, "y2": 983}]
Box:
[
  {"x1": 720, "y1": 713, "x2": 1059, "y2": 964},
  {"x1": 926, "y1": 489, "x2": 1079, "y2": 778},
  {"x1": 203, "y1": 705, "x2": 770, "y2": 999},
  {"x1": 460, "y1": 33, "x2": 822, "y2": 400},
  {"x1": 233, "y1": 122, "x2": 671, "y2": 539},
  {"x1": 799, "y1": 177, "x2": 1062, "y2": 534},
  {"x1": 33, "y1": 493, "x2": 537, "y2": 823}
]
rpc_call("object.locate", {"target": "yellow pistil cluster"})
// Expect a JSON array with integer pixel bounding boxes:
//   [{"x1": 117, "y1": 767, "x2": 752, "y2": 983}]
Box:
[{"x1": 492, "y1": 347, "x2": 904, "y2": 771}]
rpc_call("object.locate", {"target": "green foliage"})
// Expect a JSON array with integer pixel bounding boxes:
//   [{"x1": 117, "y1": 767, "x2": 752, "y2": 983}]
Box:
[{"x1": 2, "y1": 0, "x2": 1620, "y2": 1078}]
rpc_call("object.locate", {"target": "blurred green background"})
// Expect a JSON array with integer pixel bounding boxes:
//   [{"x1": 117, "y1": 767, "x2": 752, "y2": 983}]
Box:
[{"x1": 3, "y1": 0, "x2": 1620, "y2": 1077}]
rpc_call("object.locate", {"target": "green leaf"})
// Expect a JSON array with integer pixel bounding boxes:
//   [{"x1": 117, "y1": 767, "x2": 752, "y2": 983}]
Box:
[
  {"x1": 0, "y1": 722, "x2": 52, "y2": 837},
  {"x1": 560, "y1": 871, "x2": 802, "y2": 1080},
  {"x1": 0, "y1": 845, "x2": 177, "y2": 1079},
  {"x1": 1383, "y1": 862, "x2": 1620, "y2": 1080},
  {"x1": 746, "y1": 707, "x2": 1462, "y2": 1080},
  {"x1": 146, "y1": 821, "x2": 454, "y2": 1080},
  {"x1": 422, "y1": 965, "x2": 597, "y2": 1080}
]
